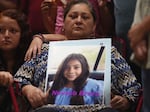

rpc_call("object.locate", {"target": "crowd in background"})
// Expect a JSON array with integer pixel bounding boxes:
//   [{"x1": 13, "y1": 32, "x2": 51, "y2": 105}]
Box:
[{"x1": 0, "y1": 0, "x2": 149, "y2": 112}]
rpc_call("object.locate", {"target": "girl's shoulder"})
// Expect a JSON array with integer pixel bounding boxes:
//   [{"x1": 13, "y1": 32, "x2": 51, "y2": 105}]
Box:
[
  {"x1": 86, "y1": 78, "x2": 104, "y2": 87},
  {"x1": 84, "y1": 78, "x2": 104, "y2": 93}
]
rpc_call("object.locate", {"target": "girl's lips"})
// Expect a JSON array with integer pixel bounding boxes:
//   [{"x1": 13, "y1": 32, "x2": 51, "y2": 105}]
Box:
[
  {"x1": 3, "y1": 41, "x2": 11, "y2": 44},
  {"x1": 68, "y1": 75, "x2": 75, "y2": 78}
]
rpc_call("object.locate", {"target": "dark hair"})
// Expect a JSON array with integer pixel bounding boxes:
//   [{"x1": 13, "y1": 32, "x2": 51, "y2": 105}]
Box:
[
  {"x1": 0, "y1": 0, "x2": 17, "y2": 12},
  {"x1": 0, "y1": 9, "x2": 32, "y2": 74},
  {"x1": 64, "y1": 0, "x2": 96, "y2": 22},
  {"x1": 48, "y1": 53, "x2": 90, "y2": 105}
]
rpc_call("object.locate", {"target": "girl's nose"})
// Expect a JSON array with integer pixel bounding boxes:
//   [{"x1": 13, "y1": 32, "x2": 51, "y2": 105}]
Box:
[
  {"x1": 69, "y1": 67, "x2": 74, "y2": 73},
  {"x1": 4, "y1": 29, "x2": 9, "y2": 36}
]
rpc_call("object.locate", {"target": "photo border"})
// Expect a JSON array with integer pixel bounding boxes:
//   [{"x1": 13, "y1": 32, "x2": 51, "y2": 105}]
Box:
[{"x1": 45, "y1": 38, "x2": 111, "y2": 106}]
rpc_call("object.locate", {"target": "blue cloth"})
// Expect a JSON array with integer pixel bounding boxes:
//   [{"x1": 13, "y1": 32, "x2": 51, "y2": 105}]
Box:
[{"x1": 53, "y1": 78, "x2": 104, "y2": 105}]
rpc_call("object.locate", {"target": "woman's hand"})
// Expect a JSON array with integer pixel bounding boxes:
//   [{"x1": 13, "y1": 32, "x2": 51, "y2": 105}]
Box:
[
  {"x1": 22, "y1": 85, "x2": 48, "y2": 108},
  {"x1": 0, "y1": 71, "x2": 14, "y2": 86},
  {"x1": 111, "y1": 95, "x2": 130, "y2": 111}
]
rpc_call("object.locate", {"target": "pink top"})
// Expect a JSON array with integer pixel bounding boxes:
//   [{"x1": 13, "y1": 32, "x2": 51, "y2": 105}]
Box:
[{"x1": 55, "y1": 6, "x2": 64, "y2": 34}]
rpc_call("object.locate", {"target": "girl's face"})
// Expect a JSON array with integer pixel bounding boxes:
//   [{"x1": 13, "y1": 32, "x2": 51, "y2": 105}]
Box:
[
  {"x1": 64, "y1": 3, "x2": 96, "y2": 40},
  {"x1": 0, "y1": 16, "x2": 21, "y2": 51},
  {"x1": 64, "y1": 59, "x2": 82, "y2": 82}
]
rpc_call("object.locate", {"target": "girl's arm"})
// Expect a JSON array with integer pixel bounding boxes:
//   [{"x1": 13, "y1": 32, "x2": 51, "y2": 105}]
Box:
[{"x1": 24, "y1": 34, "x2": 67, "y2": 61}]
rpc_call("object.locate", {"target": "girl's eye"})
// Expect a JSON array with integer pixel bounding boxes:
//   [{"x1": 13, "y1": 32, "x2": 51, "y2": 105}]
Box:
[
  {"x1": 65, "y1": 66, "x2": 70, "y2": 70},
  {"x1": 74, "y1": 66, "x2": 80, "y2": 69},
  {"x1": 0, "y1": 28, "x2": 5, "y2": 33},
  {"x1": 9, "y1": 28, "x2": 19, "y2": 34},
  {"x1": 0, "y1": 27, "x2": 20, "y2": 34}
]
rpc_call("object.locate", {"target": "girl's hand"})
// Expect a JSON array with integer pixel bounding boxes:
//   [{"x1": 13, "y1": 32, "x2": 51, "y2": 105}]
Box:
[
  {"x1": 22, "y1": 85, "x2": 47, "y2": 108},
  {"x1": 0, "y1": 71, "x2": 14, "y2": 86},
  {"x1": 111, "y1": 95, "x2": 130, "y2": 111},
  {"x1": 24, "y1": 36, "x2": 43, "y2": 61},
  {"x1": 24, "y1": 34, "x2": 67, "y2": 61}
]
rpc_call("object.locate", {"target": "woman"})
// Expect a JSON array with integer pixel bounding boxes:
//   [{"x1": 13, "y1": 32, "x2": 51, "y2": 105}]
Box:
[
  {"x1": 41, "y1": 0, "x2": 114, "y2": 37},
  {"x1": 15, "y1": 0, "x2": 141, "y2": 111},
  {"x1": 0, "y1": 9, "x2": 32, "y2": 112}
]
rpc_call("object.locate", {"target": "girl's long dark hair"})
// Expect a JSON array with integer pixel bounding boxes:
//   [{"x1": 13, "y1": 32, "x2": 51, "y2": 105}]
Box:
[
  {"x1": 48, "y1": 53, "x2": 90, "y2": 105},
  {"x1": 0, "y1": 9, "x2": 32, "y2": 74},
  {"x1": 0, "y1": 9, "x2": 32, "y2": 112}
]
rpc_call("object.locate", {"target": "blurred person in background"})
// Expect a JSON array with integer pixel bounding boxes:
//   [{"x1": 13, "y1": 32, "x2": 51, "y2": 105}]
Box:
[
  {"x1": 128, "y1": 0, "x2": 150, "y2": 111},
  {"x1": 98, "y1": 0, "x2": 142, "y2": 84},
  {"x1": 18, "y1": 0, "x2": 49, "y2": 36},
  {"x1": 0, "y1": 0, "x2": 17, "y2": 12}
]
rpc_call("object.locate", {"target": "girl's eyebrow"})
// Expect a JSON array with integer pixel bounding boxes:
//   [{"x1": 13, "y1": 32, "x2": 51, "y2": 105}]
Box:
[{"x1": 73, "y1": 64, "x2": 82, "y2": 67}]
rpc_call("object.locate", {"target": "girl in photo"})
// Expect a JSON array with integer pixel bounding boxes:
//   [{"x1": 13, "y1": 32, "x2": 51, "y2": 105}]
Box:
[{"x1": 48, "y1": 53, "x2": 104, "y2": 105}]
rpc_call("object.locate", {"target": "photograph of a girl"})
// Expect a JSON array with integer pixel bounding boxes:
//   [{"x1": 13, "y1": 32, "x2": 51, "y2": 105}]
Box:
[{"x1": 47, "y1": 53, "x2": 104, "y2": 105}]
